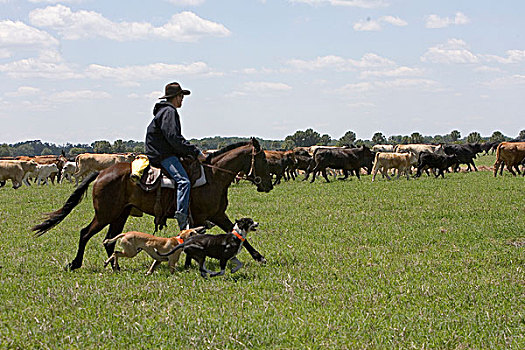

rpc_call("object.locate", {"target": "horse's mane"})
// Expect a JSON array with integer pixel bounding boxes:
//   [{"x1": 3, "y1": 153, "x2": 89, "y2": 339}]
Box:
[{"x1": 205, "y1": 141, "x2": 250, "y2": 163}]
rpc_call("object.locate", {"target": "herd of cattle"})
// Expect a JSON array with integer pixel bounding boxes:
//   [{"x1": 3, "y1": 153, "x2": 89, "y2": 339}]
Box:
[
  {"x1": 0, "y1": 153, "x2": 136, "y2": 189},
  {"x1": 263, "y1": 141, "x2": 525, "y2": 184},
  {"x1": 0, "y1": 141, "x2": 524, "y2": 189}
]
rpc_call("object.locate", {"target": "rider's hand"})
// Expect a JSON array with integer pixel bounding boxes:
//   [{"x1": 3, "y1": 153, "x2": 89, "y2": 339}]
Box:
[{"x1": 197, "y1": 153, "x2": 207, "y2": 162}]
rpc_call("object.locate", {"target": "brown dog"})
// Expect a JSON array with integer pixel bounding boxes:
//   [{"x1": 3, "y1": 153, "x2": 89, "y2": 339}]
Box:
[{"x1": 103, "y1": 227, "x2": 205, "y2": 275}]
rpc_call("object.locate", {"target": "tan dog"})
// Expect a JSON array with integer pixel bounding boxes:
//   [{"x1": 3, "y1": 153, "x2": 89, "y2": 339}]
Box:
[{"x1": 103, "y1": 227, "x2": 205, "y2": 275}]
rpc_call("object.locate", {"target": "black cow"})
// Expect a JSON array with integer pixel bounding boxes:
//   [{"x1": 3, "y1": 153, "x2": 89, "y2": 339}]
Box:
[
  {"x1": 416, "y1": 152, "x2": 459, "y2": 178},
  {"x1": 480, "y1": 141, "x2": 499, "y2": 155},
  {"x1": 309, "y1": 146, "x2": 375, "y2": 183},
  {"x1": 444, "y1": 143, "x2": 482, "y2": 172}
]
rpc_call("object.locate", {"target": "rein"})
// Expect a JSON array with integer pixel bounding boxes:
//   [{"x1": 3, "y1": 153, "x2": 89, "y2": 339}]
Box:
[{"x1": 202, "y1": 145, "x2": 263, "y2": 185}]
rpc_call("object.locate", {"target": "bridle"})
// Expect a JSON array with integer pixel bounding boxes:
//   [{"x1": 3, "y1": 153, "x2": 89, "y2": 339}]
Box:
[{"x1": 202, "y1": 145, "x2": 263, "y2": 185}]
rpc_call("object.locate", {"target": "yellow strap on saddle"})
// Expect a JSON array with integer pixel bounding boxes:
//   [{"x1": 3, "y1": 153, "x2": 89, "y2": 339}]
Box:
[{"x1": 131, "y1": 155, "x2": 150, "y2": 182}]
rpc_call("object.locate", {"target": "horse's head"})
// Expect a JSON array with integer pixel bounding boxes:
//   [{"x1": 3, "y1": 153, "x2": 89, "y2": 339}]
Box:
[{"x1": 247, "y1": 137, "x2": 273, "y2": 193}]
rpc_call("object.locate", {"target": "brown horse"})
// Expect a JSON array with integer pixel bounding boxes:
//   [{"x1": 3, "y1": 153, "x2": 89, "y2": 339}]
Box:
[{"x1": 33, "y1": 138, "x2": 273, "y2": 271}]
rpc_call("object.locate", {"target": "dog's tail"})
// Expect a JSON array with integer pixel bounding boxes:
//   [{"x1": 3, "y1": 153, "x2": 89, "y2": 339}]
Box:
[
  {"x1": 155, "y1": 243, "x2": 185, "y2": 257},
  {"x1": 103, "y1": 233, "x2": 126, "y2": 246}
]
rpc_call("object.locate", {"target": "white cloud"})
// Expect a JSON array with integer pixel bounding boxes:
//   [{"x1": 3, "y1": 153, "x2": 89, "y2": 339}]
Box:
[
  {"x1": 353, "y1": 15, "x2": 407, "y2": 31},
  {"x1": 374, "y1": 78, "x2": 438, "y2": 89},
  {"x1": 0, "y1": 20, "x2": 59, "y2": 57},
  {"x1": 29, "y1": 5, "x2": 231, "y2": 42},
  {"x1": 482, "y1": 50, "x2": 525, "y2": 64},
  {"x1": 482, "y1": 75, "x2": 525, "y2": 88},
  {"x1": 347, "y1": 101, "x2": 376, "y2": 108},
  {"x1": 48, "y1": 90, "x2": 111, "y2": 103},
  {"x1": 165, "y1": 0, "x2": 205, "y2": 5},
  {"x1": 422, "y1": 39, "x2": 525, "y2": 68},
  {"x1": 5, "y1": 86, "x2": 41, "y2": 97},
  {"x1": 474, "y1": 66, "x2": 503, "y2": 73},
  {"x1": 289, "y1": 0, "x2": 388, "y2": 9},
  {"x1": 0, "y1": 49, "x2": 11, "y2": 59},
  {"x1": 286, "y1": 55, "x2": 348, "y2": 70},
  {"x1": 360, "y1": 66, "x2": 424, "y2": 78},
  {"x1": 425, "y1": 12, "x2": 470, "y2": 29},
  {"x1": 335, "y1": 78, "x2": 438, "y2": 94},
  {"x1": 336, "y1": 82, "x2": 374, "y2": 93},
  {"x1": 381, "y1": 16, "x2": 408, "y2": 26},
  {"x1": 229, "y1": 81, "x2": 292, "y2": 97},
  {"x1": 353, "y1": 19, "x2": 381, "y2": 32},
  {"x1": 421, "y1": 38, "x2": 479, "y2": 64},
  {"x1": 286, "y1": 53, "x2": 395, "y2": 71},
  {"x1": 28, "y1": 0, "x2": 86, "y2": 3},
  {"x1": 0, "y1": 53, "x2": 82, "y2": 79},
  {"x1": 85, "y1": 61, "x2": 217, "y2": 81}
]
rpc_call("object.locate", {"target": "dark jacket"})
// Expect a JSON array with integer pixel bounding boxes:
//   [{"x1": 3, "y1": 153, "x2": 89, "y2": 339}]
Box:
[{"x1": 145, "y1": 102, "x2": 200, "y2": 166}]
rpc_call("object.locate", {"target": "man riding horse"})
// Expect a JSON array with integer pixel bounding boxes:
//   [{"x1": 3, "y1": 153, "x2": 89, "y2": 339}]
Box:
[{"x1": 145, "y1": 82, "x2": 207, "y2": 230}]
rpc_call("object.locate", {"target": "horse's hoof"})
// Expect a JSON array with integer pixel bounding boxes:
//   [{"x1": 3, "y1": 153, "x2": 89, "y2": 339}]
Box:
[
  {"x1": 257, "y1": 256, "x2": 267, "y2": 264},
  {"x1": 64, "y1": 262, "x2": 80, "y2": 271}
]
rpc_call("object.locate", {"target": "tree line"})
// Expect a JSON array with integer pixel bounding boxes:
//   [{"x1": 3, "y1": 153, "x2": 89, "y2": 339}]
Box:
[{"x1": 1, "y1": 129, "x2": 524, "y2": 157}]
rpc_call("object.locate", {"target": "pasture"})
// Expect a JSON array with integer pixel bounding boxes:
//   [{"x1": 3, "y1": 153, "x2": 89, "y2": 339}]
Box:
[{"x1": 1, "y1": 155, "x2": 524, "y2": 349}]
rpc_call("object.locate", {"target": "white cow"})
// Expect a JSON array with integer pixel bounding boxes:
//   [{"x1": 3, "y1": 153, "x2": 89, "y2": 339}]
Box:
[
  {"x1": 36, "y1": 163, "x2": 59, "y2": 185},
  {"x1": 308, "y1": 145, "x2": 348, "y2": 156},
  {"x1": 371, "y1": 152, "x2": 418, "y2": 181},
  {"x1": 372, "y1": 144, "x2": 394, "y2": 153},
  {"x1": 394, "y1": 144, "x2": 445, "y2": 158},
  {"x1": 61, "y1": 161, "x2": 78, "y2": 184}
]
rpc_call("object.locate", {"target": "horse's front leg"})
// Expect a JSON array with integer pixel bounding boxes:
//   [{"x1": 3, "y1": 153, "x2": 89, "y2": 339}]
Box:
[{"x1": 211, "y1": 213, "x2": 266, "y2": 264}]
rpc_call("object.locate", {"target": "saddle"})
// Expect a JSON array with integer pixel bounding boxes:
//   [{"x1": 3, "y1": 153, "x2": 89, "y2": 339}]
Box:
[
  {"x1": 131, "y1": 155, "x2": 207, "y2": 192},
  {"x1": 129, "y1": 155, "x2": 207, "y2": 231}
]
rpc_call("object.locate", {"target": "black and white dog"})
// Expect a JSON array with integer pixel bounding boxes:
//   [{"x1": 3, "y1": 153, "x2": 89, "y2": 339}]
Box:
[{"x1": 157, "y1": 217, "x2": 258, "y2": 278}]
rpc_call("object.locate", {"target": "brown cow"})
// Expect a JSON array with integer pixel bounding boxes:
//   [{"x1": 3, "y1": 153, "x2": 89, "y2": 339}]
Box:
[
  {"x1": 263, "y1": 150, "x2": 295, "y2": 185},
  {"x1": 0, "y1": 160, "x2": 38, "y2": 189},
  {"x1": 493, "y1": 142, "x2": 525, "y2": 176},
  {"x1": 74, "y1": 153, "x2": 135, "y2": 181}
]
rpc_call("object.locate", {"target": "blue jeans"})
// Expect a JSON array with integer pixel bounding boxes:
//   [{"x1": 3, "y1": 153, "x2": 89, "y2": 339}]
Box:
[{"x1": 160, "y1": 156, "x2": 190, "y2": 217}]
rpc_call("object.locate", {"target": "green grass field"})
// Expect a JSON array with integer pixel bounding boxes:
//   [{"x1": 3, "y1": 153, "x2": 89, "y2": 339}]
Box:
[{"x1": 1, "y1": 155, "x2": 524, "y2": 349}]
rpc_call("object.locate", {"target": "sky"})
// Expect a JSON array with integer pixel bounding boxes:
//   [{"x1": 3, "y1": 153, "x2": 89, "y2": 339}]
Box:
[{"x1": 0, "y1": 0, "x2": 524, "y2": 145}]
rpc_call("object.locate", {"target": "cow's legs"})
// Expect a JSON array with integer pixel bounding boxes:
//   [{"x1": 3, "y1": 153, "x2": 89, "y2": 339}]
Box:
[
  {"x1": 321, "y1": 169, "x2": 330, "y2": 182},
  {"x1": 507, "y1": 164, "x2": 517, "y2": 176},
  {"x1": 310, "y1": 165, "x2": 320, "y2": 183},
  {"x1": 380, "y1": 167, "x2": 391, "y2": 180}
]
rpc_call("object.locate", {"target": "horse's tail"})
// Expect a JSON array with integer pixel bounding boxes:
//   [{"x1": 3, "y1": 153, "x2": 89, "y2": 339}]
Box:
[{"x1": 32, "y1": 171, "x2": 100, "y2": 236}]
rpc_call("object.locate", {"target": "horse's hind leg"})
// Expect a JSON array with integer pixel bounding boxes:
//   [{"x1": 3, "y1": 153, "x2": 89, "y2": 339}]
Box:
[
  {"x1": 103, "y1": 208, "x2": 131, "y2": 271},
  {"x1": 68, "y1": 217, "x2": 107, "y2": 271}
]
